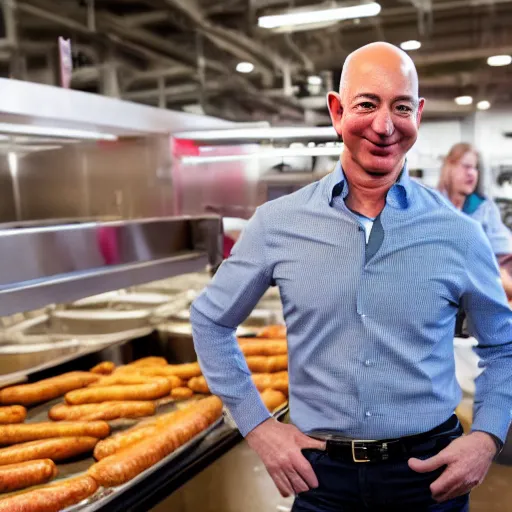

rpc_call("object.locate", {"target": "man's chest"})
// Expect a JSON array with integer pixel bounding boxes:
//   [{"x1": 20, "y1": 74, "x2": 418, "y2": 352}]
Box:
[{"x1": 269, "y1": 218, "x2": 465, "y2": 325}]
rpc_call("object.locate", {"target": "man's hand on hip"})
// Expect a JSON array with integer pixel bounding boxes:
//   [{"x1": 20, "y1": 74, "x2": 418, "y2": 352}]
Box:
[
  {"x1": 245, "y1": 418, "x2": 326, "y2": 497},
  {"x1": 408, "y1": 431, "x2": 497, "y2": 502}
]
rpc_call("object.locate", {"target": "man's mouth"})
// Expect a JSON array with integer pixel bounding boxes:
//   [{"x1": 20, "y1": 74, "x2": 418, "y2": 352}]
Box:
[{"x1": 367, "y1": 139, "x2": 397, "y2": 149}]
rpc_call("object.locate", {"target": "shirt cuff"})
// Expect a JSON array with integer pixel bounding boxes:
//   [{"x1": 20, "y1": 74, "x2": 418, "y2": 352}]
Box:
[
  {"x1": 471, "y1": 404, "x2": 512, "y2": 444},
  {"x1": 227, "y1": 388, "x2": 271, "y2": 437}
]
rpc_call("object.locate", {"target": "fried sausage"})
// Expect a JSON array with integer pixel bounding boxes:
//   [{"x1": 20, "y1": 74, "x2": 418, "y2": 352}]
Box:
[
  {"x1": 258, "y1": 325, "x2": 287, "y2": 339},
  {"x1": 93, "y1": 408, "x2": 190, "y2": 460},
  {"x1": 90, "y1": 361, "x2": 115, "y2": 375},
  {"x1": 126, "y1": 357, "x2": 168, "y2": 368},
  {"x1": 89, "y1": 397, "x2": 222, "y2": 486},
  {"x1": 49, "y1": 401, "x2": 156, "y2": 421},
  {"x1": 0, "y1": 475, "x2": 98, "y2": 512},
  {"x1": 0, "y1": 459, "x2": 57, "y2": 493},
  {"x1": 127, "y1": 363, "x2": 202, "y2": 380},
  {"x1": 0, "y1": 421, "x2": 109, "y2": 445},
  {"x1": 0, "y1": 405, "x2": 27, "y2": 424},
  {"x1": 251, "y1": 372, "x2": 289, "y2": 394},
  {"x1": 270, "y1": 373, "x2": 289, "y2": 396},
  {"x1": 0, "y1": 372, "x2": 100, "y2": 406},
  {"x1": 93, "y1": 396, "x2": 221, "y2": 460},
  {"x1": 187, "y1": 377, "x2": 210, "y2": 394},
  {"x1": 238, "y1": 339, "x2": 287, "y2": 357},
  {"x1": 93, "y1": 424, "x2": 157, "y2": 461},
  {"x1": 90, "y1": 374, "x2": 183, "y2": 389},
  {"x1": 170, "y1": 387, "x2": 194, "y2": 400},
  {"x1": 245, "y1": 355, "x2": 288, "y2": 373},
  {"x1": 0, "y1": 437, "x2": 98, "y2": 465},
  {"x1": 260, "y1": 389, "x2": 287, "y2": 412},
  {"x1": 65, "y1": 378, "x2": 171, "y2": 405}
]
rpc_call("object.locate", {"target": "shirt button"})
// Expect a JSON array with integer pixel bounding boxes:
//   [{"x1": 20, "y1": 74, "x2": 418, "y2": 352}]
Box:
[
  {"x1": 364, "y1": 360, "x2": 372, "y2": 367},
  {"x1": 365, "y1": 411, "x2": 372, "y2": 418},
  {"x1": 360, "y1": 314, "x2": 366, "y2": 318}
]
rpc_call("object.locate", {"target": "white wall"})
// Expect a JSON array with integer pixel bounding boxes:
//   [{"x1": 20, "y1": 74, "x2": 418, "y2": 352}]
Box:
[{"x1": 409, "y1": 120, "x2": 463, "y2": 188}]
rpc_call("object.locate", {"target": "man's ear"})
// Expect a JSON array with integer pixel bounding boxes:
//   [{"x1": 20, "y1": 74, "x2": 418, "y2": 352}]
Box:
[
  {"x1": 327, "y1": 91, "x2": 343, "y2": 139},
  {"x1": 416, "y1": 97, "x2": 425, "y2": 127}
]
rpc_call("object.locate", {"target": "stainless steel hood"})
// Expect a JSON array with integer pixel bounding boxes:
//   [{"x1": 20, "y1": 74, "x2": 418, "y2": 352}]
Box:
[{"x1": 0, "y1": 216, "x2": 221, "y2": 316}]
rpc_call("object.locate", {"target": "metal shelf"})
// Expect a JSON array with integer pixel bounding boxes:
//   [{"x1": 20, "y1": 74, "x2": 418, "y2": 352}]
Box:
[{"x1": 0, "y1": 216, "x2": 222, "y2": 316}]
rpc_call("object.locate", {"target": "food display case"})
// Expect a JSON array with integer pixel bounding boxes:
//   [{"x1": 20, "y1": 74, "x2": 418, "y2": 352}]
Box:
[
  {"x1": 0, "y1": 80, "x2": 294, "y2": 511},
  {"x1": 0, "y1": 215, "x2": 288, "y2": 511}
]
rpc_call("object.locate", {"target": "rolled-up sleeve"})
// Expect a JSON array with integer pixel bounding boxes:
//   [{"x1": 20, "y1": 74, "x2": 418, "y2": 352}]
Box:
[
  {"x1": 190, "y1": 207, "x2": 273, "y2": 436},
  {"x1": 483, "y1": 200, "x2": 512, "y2": 256},
  {"x1": 463, "y1": 224, "x2": 512, "y2": 442}
]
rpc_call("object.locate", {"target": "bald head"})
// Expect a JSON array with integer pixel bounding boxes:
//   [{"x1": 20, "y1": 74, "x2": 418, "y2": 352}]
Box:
[
  {"x1": 340, "y1": 42, "x2": 419, "y2": 99},
  {"x1": 326, "y1": 42, "x2": 424, "y2": 177}
]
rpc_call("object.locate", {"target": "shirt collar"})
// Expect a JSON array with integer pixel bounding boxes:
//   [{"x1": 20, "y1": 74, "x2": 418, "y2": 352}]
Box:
[{"x1": 325, "y1": 160, "x2": 412, "y2": 209}]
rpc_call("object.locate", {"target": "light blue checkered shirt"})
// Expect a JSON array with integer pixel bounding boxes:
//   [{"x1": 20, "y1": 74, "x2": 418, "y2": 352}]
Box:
[{"x1": 191, "y1": 161, "x2": 512, "y2": 442}]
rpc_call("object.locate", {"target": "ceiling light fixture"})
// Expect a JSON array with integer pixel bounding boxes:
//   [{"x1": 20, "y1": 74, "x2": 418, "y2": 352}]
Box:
[
  {"x1": 487, "y1": 55, "x2": 512, "y2": 67},
  {"x1": 258, "y1": 2, "x2": 381, "y2": 29},
  {"x1": 236, "y1": 62, "x2": 254, "y2": 73},
  {"x1": 454, "y1": 96, "x2": 473, "y2": 106},
  {"x1": 0, "y1": 123, "x2": 117, "y2": 141},
  {"x1": 400, "y1": 40, "x2": 421, "y2": 51},
  {"x1": 308, "y1": 75, "x2": 322, "y2": 85},
  {"x1": 175, "y1": 126, "x2": 338, "y2": 141},
  {"x1": 477, "y1": 100, "x2": 491, "y2": 110},
  {"x1": 307, "y1": 76, "x2": 322, "y2": 86}
]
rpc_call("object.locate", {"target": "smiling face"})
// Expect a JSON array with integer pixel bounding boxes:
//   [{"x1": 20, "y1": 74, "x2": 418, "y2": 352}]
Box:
[{"x1": 327, "y1": 43, "x2": 425, "y2": 177}]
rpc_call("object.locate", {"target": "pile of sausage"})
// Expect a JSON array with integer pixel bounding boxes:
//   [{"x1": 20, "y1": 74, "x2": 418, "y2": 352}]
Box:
[{"x1": 0, "y1": 332, "x2": 289, "y2": 512}]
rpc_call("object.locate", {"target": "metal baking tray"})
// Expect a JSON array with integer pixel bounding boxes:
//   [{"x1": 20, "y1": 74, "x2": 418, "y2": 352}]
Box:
[
  {"x1": 0, "y1": 328, "x2": 154, "y2": 389},
  {"x1": 0, "y1": 393, "x2": 227, "y2": 511}
]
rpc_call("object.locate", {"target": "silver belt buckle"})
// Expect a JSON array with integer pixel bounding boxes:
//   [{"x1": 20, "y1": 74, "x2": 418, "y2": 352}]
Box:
[{"x1": 351, "y1": 439, "x2": 379, "y2": 463}]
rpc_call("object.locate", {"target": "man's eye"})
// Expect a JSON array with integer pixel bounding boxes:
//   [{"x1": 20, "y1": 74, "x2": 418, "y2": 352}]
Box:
[
  {"x1": 357, "y1": 102, "x2": 375, "y2": 109},
  {"x1": 396, "y1": 105, "x2": 413, "y2": 113}
]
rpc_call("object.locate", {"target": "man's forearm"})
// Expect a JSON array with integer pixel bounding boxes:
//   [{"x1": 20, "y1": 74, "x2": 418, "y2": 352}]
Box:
[{"x1": 190, "y1": 305, "x2": 271, "y2": 436}]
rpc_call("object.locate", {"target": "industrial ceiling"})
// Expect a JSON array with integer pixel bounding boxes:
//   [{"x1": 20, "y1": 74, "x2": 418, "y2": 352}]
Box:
[{"x1": 2, "y1": 0, "x2": 512, "y2": 124}]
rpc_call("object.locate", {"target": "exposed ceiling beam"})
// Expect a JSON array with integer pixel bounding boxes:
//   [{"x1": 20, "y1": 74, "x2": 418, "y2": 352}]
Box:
[
  {"x1": 413, "y1": 45, "x2": 512, "y2": 66},
  {"x1": 122, "y1": 10, "x2": 169, "y2": 27},
  {"x1": 154, "y1": 0, "x2": 294, "y2": 77},
  {"x1": 124, "y1": 66, "x2": 196, "y2": 88},
  {"x1": 419, "y1": 71, "x2": 512, "y2": 88},
  {"x1": 124, "y1": 81, "x2": 225, "y2": 101}
]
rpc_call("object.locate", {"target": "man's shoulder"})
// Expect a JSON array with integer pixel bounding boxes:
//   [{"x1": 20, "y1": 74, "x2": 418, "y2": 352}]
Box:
[
  {"x1": 257, "y1": 178, "x2": 325, "y2": 217},
  {"x1": 411, "y1": 180, "x2": 486, "y2": 235}
]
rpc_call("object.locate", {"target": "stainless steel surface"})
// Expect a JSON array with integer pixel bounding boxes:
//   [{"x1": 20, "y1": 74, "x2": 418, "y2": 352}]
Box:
[
  {"x1": 0, "y1": 78, "x2": 244, "y2": 137},
  {"x1": 0, "y1": 216, "x2": 221, "y2": 316},
  {"x1": 0, "y1": 328, "x2": 153, "y2": 385},
  {"x1": 17, "y1": 137, "x2": 177, "y2": 221}
]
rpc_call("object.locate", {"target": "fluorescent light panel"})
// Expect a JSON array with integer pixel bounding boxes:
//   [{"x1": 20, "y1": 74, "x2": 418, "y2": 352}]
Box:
[
  {"x1": 477, "y1": 100, "x2": 491, "y2": 110},
  {"x1": 175, "y1": 126, "x2": 338, "y2": 141},
  {"x1": 181, "y1": 145, "x2": 344, "y2": 165},
  {"x1": 0, "y1": 123, "x2": 118, "y2": 141},
  {"x1": 236, "y1": 62, "x2": 254, "y2": 73},
  {"x1": 487, "y1": 55, "x2": 512, "y2": 67},
  {"x1": 400, "y1": 40, "x2": 421, "y2": 51},
  {"x1": 258, "y1": 2, "x2": 381, "y2": 29},
  {"x1": 455, "y1": 95, "x2": 473, "y2": 106}
]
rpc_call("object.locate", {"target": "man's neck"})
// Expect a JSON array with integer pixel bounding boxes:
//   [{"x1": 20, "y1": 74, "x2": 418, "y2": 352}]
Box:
[
  {"x1": 341, "y1": 153, "x2": 404, "y2": 218},
  {"x1": 449, "y1": 192, "x2": 466, "y2": 211}
]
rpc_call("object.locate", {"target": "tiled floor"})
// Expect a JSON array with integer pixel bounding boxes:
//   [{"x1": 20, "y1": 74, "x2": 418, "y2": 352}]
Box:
[{"x1": 152, "y1": 441, "x2": 512, "y2": 512}]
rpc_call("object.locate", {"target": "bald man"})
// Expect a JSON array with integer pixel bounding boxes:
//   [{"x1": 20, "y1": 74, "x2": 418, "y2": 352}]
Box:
[{"x1": 191, "y1": 43, "x2": 512, "y2": 511}]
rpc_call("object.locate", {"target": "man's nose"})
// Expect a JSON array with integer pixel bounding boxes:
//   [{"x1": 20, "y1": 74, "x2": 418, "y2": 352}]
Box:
[{"x1": 371, "y1": 109, "x2": 394, "y2": 137}]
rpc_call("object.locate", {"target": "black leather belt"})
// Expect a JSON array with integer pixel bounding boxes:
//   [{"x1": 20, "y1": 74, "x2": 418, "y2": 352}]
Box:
[{"x1": 311, "y1": 415, "x2": 461, "y2": 464}]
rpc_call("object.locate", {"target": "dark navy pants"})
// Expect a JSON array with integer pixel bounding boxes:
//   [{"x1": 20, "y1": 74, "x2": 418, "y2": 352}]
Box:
[{"x1": 293, "y1": 429, "x2": 469, "y2": 512}]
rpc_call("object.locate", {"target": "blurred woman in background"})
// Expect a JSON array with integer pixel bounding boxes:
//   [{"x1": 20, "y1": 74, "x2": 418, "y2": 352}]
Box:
[{"x1": 438, "y1": 142, "x2": 512, "y2": 299}]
